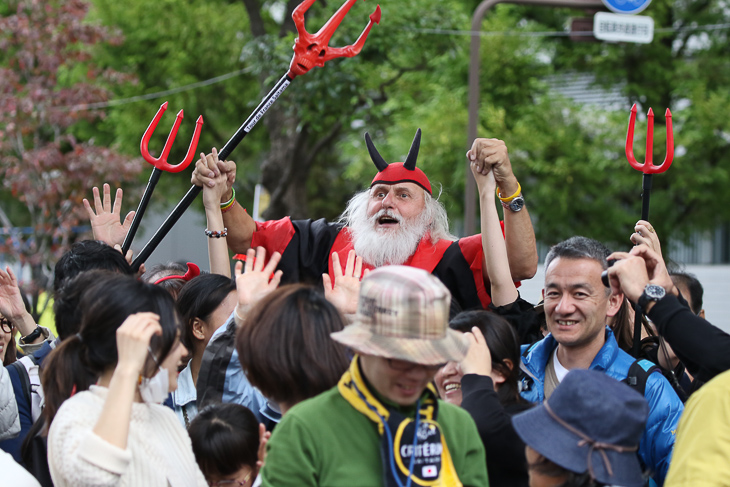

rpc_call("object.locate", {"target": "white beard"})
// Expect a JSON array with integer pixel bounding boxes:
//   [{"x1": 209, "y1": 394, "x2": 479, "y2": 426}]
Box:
[{"x1": 349, "y1": 208, "x2": 431, "y2": 268}]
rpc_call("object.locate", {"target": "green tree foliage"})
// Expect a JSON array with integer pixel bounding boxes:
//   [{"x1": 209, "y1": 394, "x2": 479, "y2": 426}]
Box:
[{"x1": 86, "y1": 0, "x2": 728, "y2": 255}]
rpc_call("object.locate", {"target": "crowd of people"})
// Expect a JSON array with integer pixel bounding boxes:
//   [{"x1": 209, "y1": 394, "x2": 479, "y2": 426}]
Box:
[{"x1": 1, "y1": 131, "x2": 729, "y2": 487}]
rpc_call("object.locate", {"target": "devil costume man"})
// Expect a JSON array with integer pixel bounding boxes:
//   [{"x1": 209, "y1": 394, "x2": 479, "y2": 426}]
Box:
[{"x1": 224, "y1": 129, "x2": 537, "y2": 312}]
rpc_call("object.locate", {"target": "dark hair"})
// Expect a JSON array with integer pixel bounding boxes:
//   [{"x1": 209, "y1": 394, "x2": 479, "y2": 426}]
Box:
[
  {"x1": 670, "y1": 271, "x2": 703, "y2": 315},
  {"x1": 176, "y1": 274, "x2": 236, "y2": 350},
  {"x1": 2, "y1": 291, "x2": 30, "y2": 366},
  {"x1": 236, "y1": 284, "x2": 350, "y2": 407},
  {"x1": 53, "y1": 240, "x2": 132, "y2": 293},
  {"x1": 609, "y1": 297, "x2": 655, "y2": 355},
  {"x1": 42, "y1": 274, "x2": 180, "y2": 426},
  {"x1": 53, "y1": 270, "x2": 116, "y2": 341},
  {"x1": 188, "y1": 403, "x2": 259, "y2": 480},
  {"x1": 449, "y1": 310, "x2": 525, "y2": 405},
  {"x1": 141, "y1": 262, "x2": 191, "y2": 298},
  {"x1": 545, "y1": 236, "x2": 612, "y2": 271}
]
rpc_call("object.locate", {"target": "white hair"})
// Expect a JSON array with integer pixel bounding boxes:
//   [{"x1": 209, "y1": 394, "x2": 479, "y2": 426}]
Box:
[{"x1": 337, "y1": 186, "x2": 456, "y2": 267}]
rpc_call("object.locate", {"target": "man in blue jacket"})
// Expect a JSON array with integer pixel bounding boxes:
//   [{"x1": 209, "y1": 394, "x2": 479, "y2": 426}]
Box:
[{"x1": 519, "y1": 236, "x2": 683, "y2": 487}]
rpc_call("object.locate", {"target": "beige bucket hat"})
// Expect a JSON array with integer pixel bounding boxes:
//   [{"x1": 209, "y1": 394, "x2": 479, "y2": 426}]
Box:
[{"x1": 330, "y1": 266, "x2": 468, "y2": 365}]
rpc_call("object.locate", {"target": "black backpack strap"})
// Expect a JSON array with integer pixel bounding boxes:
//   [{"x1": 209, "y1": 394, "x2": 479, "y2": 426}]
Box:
[
  {"x1": 622, "y1": 359, "x2": 660, "y2": 397},
  {"x1": 8, "y1": 360, "x2": 32, "y2": 409}
]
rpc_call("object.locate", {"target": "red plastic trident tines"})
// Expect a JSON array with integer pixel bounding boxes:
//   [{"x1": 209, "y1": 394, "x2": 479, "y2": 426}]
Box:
[
  {"x1": 140, "y1": 102, "x2": 204, "y2": 173},
  {"x1": 288, "y1": 0, "x2": 381, "y2": 78},
  {"x1": 625, "y1": 103, "x2": 674, "y2": 174}
]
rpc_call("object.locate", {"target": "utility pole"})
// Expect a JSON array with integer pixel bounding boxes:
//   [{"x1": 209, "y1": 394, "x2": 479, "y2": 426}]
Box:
[{"x1": 465, "y1": 0, "x2": 605, "y2": 236}]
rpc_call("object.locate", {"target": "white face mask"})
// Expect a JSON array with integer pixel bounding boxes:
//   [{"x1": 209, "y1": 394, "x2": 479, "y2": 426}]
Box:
[{"x1": 139, "y1": 366, "x2": 170, "y2": 404}]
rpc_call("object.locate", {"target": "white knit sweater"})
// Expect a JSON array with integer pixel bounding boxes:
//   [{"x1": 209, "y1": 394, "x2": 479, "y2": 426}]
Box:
[{"x1": 48, "y1": 385, "x2": 207, "y2": 487}]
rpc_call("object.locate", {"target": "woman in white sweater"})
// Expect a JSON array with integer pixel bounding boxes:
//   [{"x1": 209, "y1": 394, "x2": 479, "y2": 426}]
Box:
[{"x1": 43, "y1": 273, "x2": 207, "y2": 487}]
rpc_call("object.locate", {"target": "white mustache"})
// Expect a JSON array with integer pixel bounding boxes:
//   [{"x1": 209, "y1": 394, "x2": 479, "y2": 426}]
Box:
[{"x1": 371, "y1": 209, "x2": 402, "y2": 223}]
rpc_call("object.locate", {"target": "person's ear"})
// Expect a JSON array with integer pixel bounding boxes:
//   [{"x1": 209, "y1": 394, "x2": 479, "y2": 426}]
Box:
[
  {"x1": 699, "y1": 309, "x2": 706, "y2": 320},
  {"x1": 606, "y1": 292, "x2": 623, "y2": 318},
  {"x1": 491, "y1": 359, "x2": 513, "y2": 385},
  {"x1": 192, "y1": 318, "x2": 206, "y2": 341}
]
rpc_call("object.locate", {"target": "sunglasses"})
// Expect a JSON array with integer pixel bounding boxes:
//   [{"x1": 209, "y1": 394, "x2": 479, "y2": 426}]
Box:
[{"x1": 0, "y1": 317, "x2": 13, "y2": 334}]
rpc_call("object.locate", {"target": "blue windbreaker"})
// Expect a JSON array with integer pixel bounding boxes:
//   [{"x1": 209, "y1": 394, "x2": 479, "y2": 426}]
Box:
[{"x1": 519, "y1": 328, "x2": 683, "y2": 486}]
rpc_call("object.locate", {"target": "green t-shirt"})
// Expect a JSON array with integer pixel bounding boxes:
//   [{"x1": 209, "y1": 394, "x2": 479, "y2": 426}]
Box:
[{"x1": 261, "y1": 386, "x2": 489, "y2": 487}]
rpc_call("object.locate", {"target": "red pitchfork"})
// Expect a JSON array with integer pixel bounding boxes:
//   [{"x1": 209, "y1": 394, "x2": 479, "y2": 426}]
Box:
[
  {"x1": 624, "y1": 103, "x2": 674, "y2": 359},
  {"x1": 625, "y1": 103, "x2": 674, "y2": 221},
  {"x1": 130, "y1": 0, "x2": 380, "y2": 272},
  {"x1": 121, "y1": 102, "x2": 204, "y2": 254}
]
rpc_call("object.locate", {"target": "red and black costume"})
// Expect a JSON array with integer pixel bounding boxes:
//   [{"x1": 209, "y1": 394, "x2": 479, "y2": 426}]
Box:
[
  {"x1": 239, "y1": 216, "x2": 490, "y2": 312},
  {"x1": 236, "y1": 129, "x2": 498, "y2": 312}
]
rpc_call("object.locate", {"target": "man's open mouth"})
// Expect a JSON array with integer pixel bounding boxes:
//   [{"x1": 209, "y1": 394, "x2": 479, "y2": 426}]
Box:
[{"x1": 378, "y1": 216, "x2": 400, "y2": 225}]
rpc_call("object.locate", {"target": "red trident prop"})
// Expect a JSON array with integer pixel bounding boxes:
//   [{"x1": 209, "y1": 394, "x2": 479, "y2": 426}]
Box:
[
  {"x1": 130, "y1": 0, "x2": 380, "y2": 272},
  {"x1": 289, "y1": 0, "x2": 381, "y2": 77},
  {"x1": 624, "y1": 103, "x2": 674, "y2": 359},
  {"x1": 625, "y1": 103, "x2": 674, "y2": 221},
  {"x1": 121, "y1": 102, "x2": 204, "y2": 254}
]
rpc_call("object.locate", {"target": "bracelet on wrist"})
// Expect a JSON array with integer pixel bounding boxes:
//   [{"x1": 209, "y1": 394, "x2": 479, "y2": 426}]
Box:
[
  {"x1": 496, "y1": 182, "x2": 521, "y2": 203},
  {"x1": 220, "y1": 187, "x2": 236, "y2": 212},
  {"x1": 205, "y1": 228, "x2": 228, "y2": 238}
]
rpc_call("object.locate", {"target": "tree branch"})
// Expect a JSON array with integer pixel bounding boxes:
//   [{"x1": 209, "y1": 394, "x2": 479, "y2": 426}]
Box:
[{"x1": 241, "y1": 0, "x2": 267, "y2": 38}]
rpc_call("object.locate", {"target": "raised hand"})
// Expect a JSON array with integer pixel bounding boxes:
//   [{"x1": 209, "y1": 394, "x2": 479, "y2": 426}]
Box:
[
  {"x1": 459, "y1": 326, "x2": 492, "y2": 377},
  {"x1": 191, "y1": 149, "x2": 237, "y2": 203},
  {"x1": 234, "y1": 247, "x2": 283, "y2": 310},
  {"x1": 115, "y1": 312, "x2": 162, "y2": 377},
  {"x1": 322, "y1": 250, "x2": 367, "y2": 315},
  {"x1": 83, "y1": 184, "x2": 135, "y2": 247},
  {"x1": 199, "y1": 148, "x2": 231, "y2": 210},
  {"x1": 466, "y1": 138, "x2": 518, "y2": 195},
  {"x1": 0, "y1": 266, "x2": 26, "y2": 321},
  {"x1": 630, "y1": 220, "x2": 663, "y2": 258}
]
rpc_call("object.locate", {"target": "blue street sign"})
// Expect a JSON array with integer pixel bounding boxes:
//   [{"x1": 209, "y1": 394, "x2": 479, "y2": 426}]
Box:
[{"x1": 601, "y1": 0, "x2": 651, "y2": 15}]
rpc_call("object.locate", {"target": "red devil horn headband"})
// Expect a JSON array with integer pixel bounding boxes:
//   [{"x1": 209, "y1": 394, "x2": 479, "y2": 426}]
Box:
[{"x1": 367, "y1": 128, "x2": 431, "y2": 194}]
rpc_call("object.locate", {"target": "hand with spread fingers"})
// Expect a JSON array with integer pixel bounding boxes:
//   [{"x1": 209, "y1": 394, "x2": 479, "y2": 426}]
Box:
[
  {"x1": 630, "y1": 220, "x2": 662, "y2": 258},
  {"x1": 83, "y1": 184, "x2": 135, "y2": 248},
  {"x1": 234, "y1": 247, "x2": 283, "y2": 313},
  {"x1": 459, "y1": 327, "x2": 492, "y2": 377},
  {"x1": 322, "y1": 250, "x2": 368, "y2": 316}
]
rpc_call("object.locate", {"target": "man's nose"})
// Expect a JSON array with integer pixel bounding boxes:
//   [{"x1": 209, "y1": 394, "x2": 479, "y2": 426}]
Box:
[
  {"x1": 381, "y1": 190, "x2": 394, "y2": 208},
  {"x1": 554, "y1": 295, "x2": 576, "y2": 315}
]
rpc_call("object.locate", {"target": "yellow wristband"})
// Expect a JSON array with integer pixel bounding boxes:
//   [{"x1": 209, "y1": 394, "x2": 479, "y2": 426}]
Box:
[{"x1": 496, "y1": 182, "x2": 521, "y2": 202}]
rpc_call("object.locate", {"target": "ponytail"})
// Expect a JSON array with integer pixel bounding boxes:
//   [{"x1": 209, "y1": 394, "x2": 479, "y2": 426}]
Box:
[{"x1": 41, "y1": 334, "x2": 97, "y2": 426}]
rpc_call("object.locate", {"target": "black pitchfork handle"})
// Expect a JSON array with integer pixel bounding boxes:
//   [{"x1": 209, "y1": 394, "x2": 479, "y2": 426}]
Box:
[
  {"x1": 122, "y1": 168, "x2": 162, "y2": 255},
  {"x1": 631, "y1": 173, "x2": 653, "y2": 358},
  {"x1": 130, "y1": 74, "x2": 294, "y2": 272}
]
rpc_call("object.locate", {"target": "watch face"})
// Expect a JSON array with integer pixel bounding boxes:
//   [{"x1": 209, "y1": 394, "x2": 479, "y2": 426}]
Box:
[
  {"x1": 509, "y1": 196, "x2": 525, "y2": 212},
  {"x1": 645, "y1": 284, "x2": 666, "y2": 300}
]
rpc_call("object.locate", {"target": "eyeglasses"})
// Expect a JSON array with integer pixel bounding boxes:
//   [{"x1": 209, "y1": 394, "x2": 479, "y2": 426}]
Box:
[
  {"x1": 208, "y1": 471, "x2": 254, "y2": 486},
  {"x1": 0, "y1": 317, "x2": 13, "y2": 334},
  {"x1": 386, "y1": 358, "x2": 445, "y2": 373}
]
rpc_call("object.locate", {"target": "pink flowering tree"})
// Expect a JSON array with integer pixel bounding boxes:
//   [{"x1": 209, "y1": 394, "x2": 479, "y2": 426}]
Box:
[{"x1": 0, "y1": 0, "x2": 142, "y2": 318}]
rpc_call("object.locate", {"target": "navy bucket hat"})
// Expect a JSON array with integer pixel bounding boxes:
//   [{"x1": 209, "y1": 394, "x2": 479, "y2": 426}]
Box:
[{"x1": 512, "y1": 369, "x2": 649, "y2": 487}]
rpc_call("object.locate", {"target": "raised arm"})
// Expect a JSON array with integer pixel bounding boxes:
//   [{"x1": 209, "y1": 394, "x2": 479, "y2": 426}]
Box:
[
  {"x1": 200, "y1": 148, "x2": 232, "y2": 277},
  {"x1": 191, "y1": 152, "x2": 255, "y2": 254},
  {"x1": 468, "y1": 165, "x2": 519, "y2": 307},
  {"x1": 467, "y1": 138, "x2": 537, "y2": 281}
]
